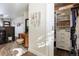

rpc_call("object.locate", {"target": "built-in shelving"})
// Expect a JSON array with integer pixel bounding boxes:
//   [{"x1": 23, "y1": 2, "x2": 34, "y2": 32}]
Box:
[{"x1": 55, "y1": 9, "x2": 71, "y2": 51}]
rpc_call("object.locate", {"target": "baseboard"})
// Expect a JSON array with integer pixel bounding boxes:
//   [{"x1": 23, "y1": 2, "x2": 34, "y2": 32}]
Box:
[{"x1": 28, "y1": 48, "x2": 47, "y2": 56}]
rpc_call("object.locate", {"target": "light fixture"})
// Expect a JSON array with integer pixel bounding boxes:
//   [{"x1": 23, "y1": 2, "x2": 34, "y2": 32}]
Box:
[{"x1": 58, "y1": 4, "x2": 73, "y2": 11}]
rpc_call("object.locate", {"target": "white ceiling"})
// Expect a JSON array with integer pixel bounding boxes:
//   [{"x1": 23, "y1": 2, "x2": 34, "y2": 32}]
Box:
[{"x1": 0, "y1": 3, "x2": 28, "y2": 19}]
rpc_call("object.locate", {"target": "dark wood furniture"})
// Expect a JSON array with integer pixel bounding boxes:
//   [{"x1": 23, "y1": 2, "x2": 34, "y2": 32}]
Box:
[
  {"x1": 19, "y1": 33, "x2": 29, "y2": 48},
  {"x1": 0, "y1": 27, "x2": 15, "y2": 44},
  {"x1": 5, "y1": 27, "x2": 15, "y2": 41},
  {"x1": 3, "y1": 21, "x2": 11, "y2": 27},
  {"x1": 0, "y1": 27, "x2": 6, "y2": 44}
]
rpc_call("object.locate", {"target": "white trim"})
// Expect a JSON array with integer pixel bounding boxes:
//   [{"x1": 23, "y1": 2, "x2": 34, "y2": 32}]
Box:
[{"x1": 28, "y1": 48, "x2": 47, "y2": 56}]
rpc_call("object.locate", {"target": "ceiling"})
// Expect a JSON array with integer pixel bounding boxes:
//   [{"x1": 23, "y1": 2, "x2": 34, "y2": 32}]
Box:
[
  {"x1": 0, "y1": 3, "x2": 28, "y2": 19},
  {"x1": 54, "y1": 3, "x2": 73, "y2": 10}
]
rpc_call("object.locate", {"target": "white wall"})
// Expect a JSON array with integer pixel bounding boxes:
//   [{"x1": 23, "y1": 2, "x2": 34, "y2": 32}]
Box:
[
  {"x1": 0, "y1": 19, "x2": 3, "y2": 26},
  {"x1": 46, "y1": 4, "x2": 54, "y2": 56},
  {"x1": 28, "y1": 4, "x2": 47, "y2": 56},
  {"x1": 28, "y1": 4, "x2": 54, "y2": 56},
  {"x1": 11, "y1": 9, "x2": 28, "y2": 37},
  {"x1": 12, "y1": 16, "x2": 25, "y2": 37}
]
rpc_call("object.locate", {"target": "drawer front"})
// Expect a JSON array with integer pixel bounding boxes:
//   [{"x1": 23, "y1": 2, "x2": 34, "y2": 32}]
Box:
[
  {"x1": 56, "y1": 41, "x2": 70, "y2": 50},
  {"x1": 56, "y1": 41, "x2": 68, "y2": 50},
  {"x1": 56, "y1": 29, "x2": 70, "y2": 50}
]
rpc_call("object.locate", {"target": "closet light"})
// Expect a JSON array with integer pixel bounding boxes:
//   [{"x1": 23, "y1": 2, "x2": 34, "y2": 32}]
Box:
[{"x1": 58, "y1": 4, "x2": 73, "y2": 11}]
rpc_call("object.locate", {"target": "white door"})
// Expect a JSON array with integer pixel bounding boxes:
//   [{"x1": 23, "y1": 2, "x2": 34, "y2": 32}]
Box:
[{"x1": 28, "y1": 3, "x2": 48, "y2": 56}]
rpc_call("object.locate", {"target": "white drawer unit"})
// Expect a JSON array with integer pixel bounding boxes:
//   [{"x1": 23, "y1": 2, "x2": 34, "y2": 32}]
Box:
[
  {"x1": 56, "y1": 29, "x2": 71, "y2": 51},
  {"x1": 55, "y1": 9, "x2": 71, "y2": 51}
]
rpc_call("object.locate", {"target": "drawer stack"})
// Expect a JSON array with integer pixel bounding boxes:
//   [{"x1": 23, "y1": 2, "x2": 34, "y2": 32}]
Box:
[{"x1": 56, "y1": 29, "x2": 71, "y2": 50}]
